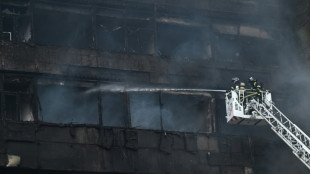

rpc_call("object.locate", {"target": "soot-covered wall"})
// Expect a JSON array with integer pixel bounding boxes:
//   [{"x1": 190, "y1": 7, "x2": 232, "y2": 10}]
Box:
[{"x1": 1, "y1": 0, "x2": 310, "y2": 173}]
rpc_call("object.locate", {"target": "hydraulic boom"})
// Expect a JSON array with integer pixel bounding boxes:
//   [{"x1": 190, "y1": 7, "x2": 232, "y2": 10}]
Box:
[
  {"x1": 249, "y1": 99, "x2": 310, "y2": 170},
  {"x1": 225, "y1": 89, "x2": 310, "y2": 170}
]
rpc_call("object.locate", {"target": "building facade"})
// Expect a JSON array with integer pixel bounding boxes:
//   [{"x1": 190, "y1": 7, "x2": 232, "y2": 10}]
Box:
[{"x1": 0, "y1": 0, "x2": 309, "y2": 173}]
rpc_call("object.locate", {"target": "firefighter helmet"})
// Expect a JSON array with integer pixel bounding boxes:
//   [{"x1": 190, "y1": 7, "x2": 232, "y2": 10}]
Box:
[
  {"x1": 231, "y1": 77, "x2": 239, "y2": 82},
  {"x1": 248, "y1": 77, "x2": 256, "y2": 82}
]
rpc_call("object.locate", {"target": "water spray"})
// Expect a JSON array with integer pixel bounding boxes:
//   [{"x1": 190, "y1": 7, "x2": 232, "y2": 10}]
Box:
[{"x1": 86, "y1": 84, "x2": 226, "y2": 94}]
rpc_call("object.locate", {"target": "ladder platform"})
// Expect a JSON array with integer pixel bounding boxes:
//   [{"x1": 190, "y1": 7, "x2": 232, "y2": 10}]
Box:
[
  {"x1": 226, "y1": 115, "x2": 267, "y2": 125},
  {"x1": 225, "y1": 89, "x2": 310, "y2": 170},
  {"x1": 225, "y1": 90, "x2": 272, "y2": 126}
]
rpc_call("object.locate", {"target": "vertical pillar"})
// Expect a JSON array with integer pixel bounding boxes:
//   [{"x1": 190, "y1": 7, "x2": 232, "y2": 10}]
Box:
[
  {"x1": 91, "y1": 6, "x2": 97, "y2": 49},
  {"x1": 159, "y1": 92, "x2": 164, "y2": 131},
  {"x1": 31, "y1": 79, "x2": 39, "y2": 122},
  {"x1": 0, "y1": 12, "x2": 3, "y2": 38},
  {"x1": 124, "y1": 92, "x2": 131, "y2": 128},
  {"x1": 98, "y1": 91, "x2": 103, "y2": 126},
  {"x1": 153, "y1": 3, "x2": 157, "y2": 55},
  {"x1": 0, "y1": 74, "x2": 4, "y2": 121},
  {"x1": 211, "y1": 98, "x2": 217, "y2": 133},
  {"x1": 16, "y1": 93, "x2": 20, "y2": 121},
  {"x1": 123, "y1": 1, "x2": 128, "y2": 53},
  {"x1": 30, "y1": 0, "x2": 35, "y2": 44}
]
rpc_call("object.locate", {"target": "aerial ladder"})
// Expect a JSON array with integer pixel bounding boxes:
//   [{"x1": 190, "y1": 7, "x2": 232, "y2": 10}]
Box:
[{"x1": 225, "y1": 89, "x2": 310, "y2": 170}]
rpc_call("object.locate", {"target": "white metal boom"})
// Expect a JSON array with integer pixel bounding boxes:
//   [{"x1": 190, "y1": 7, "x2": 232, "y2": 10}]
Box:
[{"x1": 249, "y1": 99, "x2": 310, "y2": 170}]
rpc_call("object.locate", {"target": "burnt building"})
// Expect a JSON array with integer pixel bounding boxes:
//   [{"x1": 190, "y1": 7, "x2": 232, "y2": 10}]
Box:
[{"x1": 0, "y1": 0, "x2": 310, "y2": 173}]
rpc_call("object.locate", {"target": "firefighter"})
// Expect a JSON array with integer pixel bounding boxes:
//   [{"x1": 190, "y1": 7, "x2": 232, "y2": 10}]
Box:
[
  {"x1": 255, "y1": 83, "x2": 263, "y2": 102},
  {"x1": 231, "y1": 77, "x2": 240, "y2": 91},
  {"x1": 244, "y1": 77, "x2": 259, "y2": 101},
  {"x1": 248, "y1": 77, "x2": 257, "y2": 90}
]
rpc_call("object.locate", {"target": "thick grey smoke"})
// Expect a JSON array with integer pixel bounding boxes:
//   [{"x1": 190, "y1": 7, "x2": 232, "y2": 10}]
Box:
[
  {"x1": 32, "y1": 0, "x2": 310, "y2": 172},
  {"x1": 154, "y1": 0, "x2": 310, "y2": 172},
  {"x1": 220, "y1": 0, "x2": 310, "y2": 173},
  {"x1": 38, "y1": 85, "x2": 99, "y2": 124}
]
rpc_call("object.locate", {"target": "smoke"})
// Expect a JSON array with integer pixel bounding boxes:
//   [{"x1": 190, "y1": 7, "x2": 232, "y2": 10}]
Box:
[
  {"x1": 152, "y1": 0, "x2": 310, "y2": 172},
  {"x1": 87, "y1": 83, "x2": 216, "y2": 132},
  {"x1": 226, "y1": 0, "x2": 310, "y2": 173},
  {"x1": 31, "y1": 0, "x2": 310, "y2": 172},
  {"x1": 255, "y1": 140, "x2": 309, "y2": 174},
  {"x1": 38, "y1": 85, "x2": 99, "y2": 124},
  {"x1": 130, "y1": 93, "x2": 161, "y2": 130},
  {"x1": 101, "y1": 92, "x2": 128, "y2": 127}
]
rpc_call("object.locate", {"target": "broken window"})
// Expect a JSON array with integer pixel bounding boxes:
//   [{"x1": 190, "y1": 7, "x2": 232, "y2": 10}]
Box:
[
  {"x1": 34, "y1": 9, "x2": 92, "y2": 48},
  {"x1": 101, "y1": 92, "x2": 128, "y2": 127},
  {"x1": 4, "y1": 93, "x2": 35, "y2": 122},
  {"x1": 38, "y1": 85, "x2": 99, "y2": 124},
  {"x1": 1, "y1": 4, "x2": 31, "y2": 42},
  {"x1": 17, "y1": 15, "x2": 31, "y2": 43},
  {"x1": 1, "y1": 4, "x2": 28, "y2": 16},
  {"x1": 214, "y1": 35, "x2": 241, "y2": 62},
  {"x1": 2, "y1": 15, "x2": 14, "y2": 41},
  {"x1": 161, "y1": 93, "x2": 212, "y2": 132},
  {"x1": 124, "y1": 1, "x2": 153, "y2": 20},
  {"x1": 19, "y1": 94, "x2": 34, "y2": 121},
  {"x1": 129, "y1": 93, "x2": 161, "y2": 130},
  {"x1": 5, "y1": 94, "x2": 18, "y2": 121},
  {"x1": 127, "y1": 20, "x2": 155, "y2": 55},
  {"x1": 157, "y1": 23, "x2": 211, "y2": 60},
  {"x1": 2, "y1": 74, "x2": 35, "y2": 122},
  {"x1": 238, "y1": 37, "x2": 278, "y2": 65},
  {"x1": 96, "y1": 16, "x2": 125, "y2": 52}
]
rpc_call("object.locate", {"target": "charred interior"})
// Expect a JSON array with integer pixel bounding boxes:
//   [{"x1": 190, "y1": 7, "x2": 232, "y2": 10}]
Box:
[{"x1": 0, "y1": 0, "x2": 310, "y2": 173}]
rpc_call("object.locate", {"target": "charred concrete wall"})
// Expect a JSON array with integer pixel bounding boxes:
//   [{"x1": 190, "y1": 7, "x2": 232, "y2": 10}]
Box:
[
  {"x1": 0, "y1": 122, "x2": 282, "y2": 174},
  {"x1": 0, "y1": 0, "x2": 309, "y2": 174}
]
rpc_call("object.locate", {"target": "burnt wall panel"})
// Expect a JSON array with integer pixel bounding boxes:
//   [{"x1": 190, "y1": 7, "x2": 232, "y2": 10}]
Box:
[
  {"x1": 230, "y1": 137, "x2": 243, "y2": 153},
  {"x1": 71, "y1": 127, "x2": 99, "y2": 144},
  {"x1": 158, "y1": 152, "x2": 174, "y2": 173},
  {"x1": 137, "y1": 130, "x2": 160, "y2": 148},
  {"x1": 172, "y1": 150, "x2": 199, "y2": 174},
  {"x1": 231, "y1": 153, "x2": 252, "y2": 166},
  {"x1": 0, "y1": 124, "x2": 292, "y2": 173},
  {"x1": 38, "y1": 142, "x2": 75, "y2": 170},
  {"x1": 185, "y1": 133, "x2": 198, "y2": 152},
  {"x1": 0, "y1": 42, "x2": 274, "y2": 85},
  {"x1": 208, "y1": 152, "x2": 231, "y2": 166},
  {"x1": 221, "y1": 166, "x2": 244, "y2": 174},
  {"x1": 172, "y1": 133, "x2": 185, "y2": 150},
  {"x1": 159, "y1": 133, "x2": 173, "y2": 153},
  {"x1": 0, "y1": 135, "x2": 5, "y2": 154},
  {"x1": 197, "y1": 135, "x2": 209, "y2": 151},
  {"x1": 70, "y1": 144, "x2": 104, "y2": 172},
  {"x1": 36, "y1": 127, "x2": 74, "y2": 144},
  {"x1": 6, "y1": 141, "x2": 37, "y2": 168},
  {"x1": 109, "y1": 148, "x2": 137, "y2": 172},
  {"x1": 36, "y1": 126, "x2": 100, "y2": 145},
  {"x1": 138, "y1": 149, "x2": 159, "y2": 173},
  {"x1": 0, "y1": 154, "x2": 7, "y2": 167},
  {"x1": 208, "y1": 136, "x2": 220, "y2": 152},
  {"x1": 6, "y1": 123, "x2": 36, "y2": 142}
]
